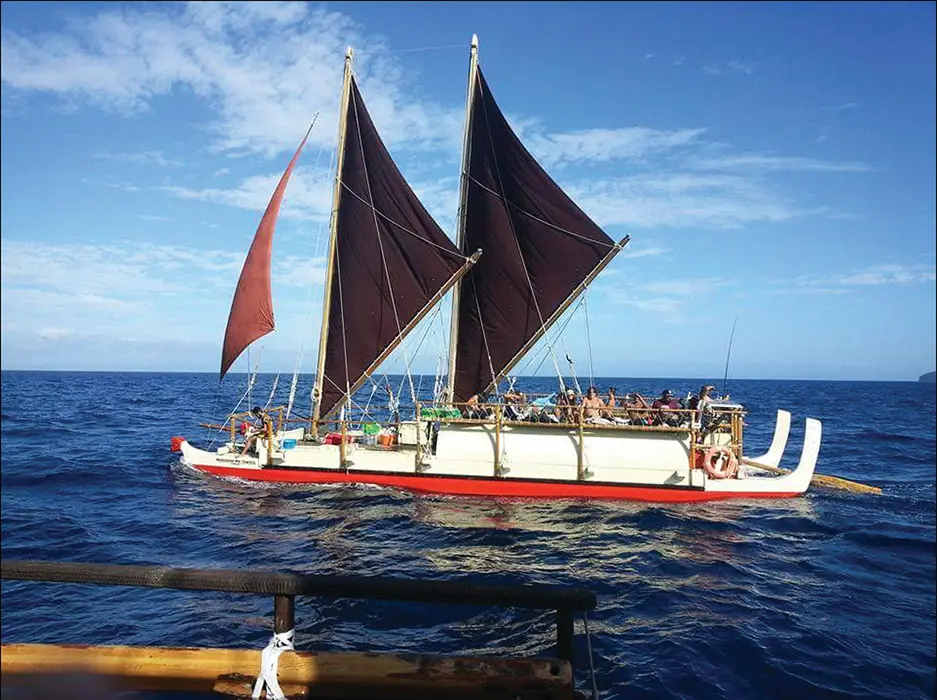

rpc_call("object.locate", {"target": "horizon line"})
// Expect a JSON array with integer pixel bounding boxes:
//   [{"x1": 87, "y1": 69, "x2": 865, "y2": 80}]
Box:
[{"x1": 0, "y1": 368, "x2": 931, "y2": 383}]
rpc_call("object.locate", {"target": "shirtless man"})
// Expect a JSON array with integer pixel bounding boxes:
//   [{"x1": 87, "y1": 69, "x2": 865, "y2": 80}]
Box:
[{"x1": 582, "y1": 386, "x2": 606, "y2": 421}]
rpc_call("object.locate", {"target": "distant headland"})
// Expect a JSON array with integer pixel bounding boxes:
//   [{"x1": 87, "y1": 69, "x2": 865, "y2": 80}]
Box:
[{"x1": 920, "y1": 371, "x2": 936, "y2": 383}]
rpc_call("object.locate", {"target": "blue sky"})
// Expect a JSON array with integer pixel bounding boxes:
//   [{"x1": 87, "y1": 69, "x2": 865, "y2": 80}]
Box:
[{"x1": 1, "y1": 1, "x2": 934, "y2": 381}]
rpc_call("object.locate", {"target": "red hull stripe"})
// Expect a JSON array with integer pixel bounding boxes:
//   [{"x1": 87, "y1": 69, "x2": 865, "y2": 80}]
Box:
[{"x1": 191, "y1": 464, "x2": 799, "y2": 503}]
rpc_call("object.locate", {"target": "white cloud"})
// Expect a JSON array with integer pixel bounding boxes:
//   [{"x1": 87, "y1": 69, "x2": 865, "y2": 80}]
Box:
[
  {"x1": 769, "y1": 264, "x2": 936, "y2": 294},
  {"x1": 1, "y1": 2, "x2": 874, "y2": 237},
  {"x1": 704, "y1": 61, "x2": 754, "y2": 76},
  {"x1": 0, "y1": 2, "x2": 462, "y2": 158},
  {"x1": 36, "y1": 327, "x2": 73, "y2": 341},
  {"x1": 821, "y1": 102, "x2": 860, "y2": 112},
  {"x1": 839, "y1": 264, "x2": 936, "y2": 286},
  {"x1": 0, "y1": 237, "x2": 329, "y2": 347},
  {"x1": 139, "y1": 214, "x2": 172, "y2": 222},
  {"x1": 621, "y1": 246, "x2": 670, "y2": 259},
  {"x1": 569, "y1": 173, "x2": 817, "y2": 229},
  {"x1": 94, "y1": 150, "x2": 183, "y2": 167},
  {"x1": 162, "y1": 165, "x2": 335, "y2": 222},
  {"x1": 690, "y1": 154, "x2": 872, "y2": 173},
  {"x1": 529, "y1": 127, "x2": 706, "y2": 167}
]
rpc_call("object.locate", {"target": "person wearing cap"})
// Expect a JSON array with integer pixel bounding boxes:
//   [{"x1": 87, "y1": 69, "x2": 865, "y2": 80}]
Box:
[
  {"x1": 556, "y1": 387, "x2": 579, "y2": 423},
  {"x1": 652, "y1": 389, "x2": 678, "y2": 410},
  {"x1": 651, "y1": 389, "x2": 680, "y2": 427}
]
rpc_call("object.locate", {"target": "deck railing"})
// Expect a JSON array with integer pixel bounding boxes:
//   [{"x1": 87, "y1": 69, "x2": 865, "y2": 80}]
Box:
[
  {"x1": 1, "y1": 560, "x2": 597, "y2": 697},
  {"x1": 201, "y1": 398, "x2": 745, "y2": 474}
]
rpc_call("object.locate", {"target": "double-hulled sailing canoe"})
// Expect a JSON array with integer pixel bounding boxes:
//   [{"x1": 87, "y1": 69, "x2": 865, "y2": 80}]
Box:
[{"x1": 173, "y1": 37, "x2": 822, "y2": 502}]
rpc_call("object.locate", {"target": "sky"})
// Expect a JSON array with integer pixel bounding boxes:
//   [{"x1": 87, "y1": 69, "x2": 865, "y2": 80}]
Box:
[{"x1": 1, "y1": 1, "x2": 935, "y2": 382}]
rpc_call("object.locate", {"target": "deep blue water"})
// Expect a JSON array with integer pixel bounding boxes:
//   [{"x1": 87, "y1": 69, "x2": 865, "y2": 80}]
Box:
[{"x1": 1, "y1": 371, "x2": 934, "y2": 699}]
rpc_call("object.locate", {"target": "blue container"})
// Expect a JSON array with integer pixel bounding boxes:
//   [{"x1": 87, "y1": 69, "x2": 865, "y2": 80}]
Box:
[{"x1": 282, "y1": 439, "x2": 297, "y2": 450}]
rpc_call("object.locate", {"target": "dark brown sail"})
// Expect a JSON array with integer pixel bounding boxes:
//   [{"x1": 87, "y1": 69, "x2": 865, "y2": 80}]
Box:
[
  {"x1": 220, "y1": 124, "x2": 313, "y2": 379},
  {"x1": 451, "y1": 67, "x2": 620, "y2": 403},
  {"x1": 318, "y1": 77, "x2": 472, "y2": 419}
]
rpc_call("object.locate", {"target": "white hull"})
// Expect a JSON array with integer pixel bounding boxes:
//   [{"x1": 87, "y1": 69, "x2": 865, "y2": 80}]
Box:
[{"x1": 172, "y1": 410, "x2": 821, "y2": 502}]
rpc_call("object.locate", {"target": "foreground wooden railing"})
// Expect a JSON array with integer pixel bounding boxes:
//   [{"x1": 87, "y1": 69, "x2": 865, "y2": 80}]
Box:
[{"x1": 1, "y1": 560, "x2": 596, "y2": 699}]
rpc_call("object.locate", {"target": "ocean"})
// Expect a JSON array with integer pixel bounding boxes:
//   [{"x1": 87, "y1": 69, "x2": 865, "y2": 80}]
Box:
[{"x1": 1, "y1": 371, "x2": 934, "y2": 699}]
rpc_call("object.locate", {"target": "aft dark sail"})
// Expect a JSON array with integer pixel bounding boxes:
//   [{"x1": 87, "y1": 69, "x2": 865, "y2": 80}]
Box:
[
  {"x1": 451, "y1": 67, "x2": 624, "y2": 403},
  {"x1": 317, "y1": 76, "x2": 475, "y2": 419}
]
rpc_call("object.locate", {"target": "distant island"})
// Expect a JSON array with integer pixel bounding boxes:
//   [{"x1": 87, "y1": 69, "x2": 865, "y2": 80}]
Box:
[{"x1": 920, "y1": 371, "x2": 936, "y2": 383}]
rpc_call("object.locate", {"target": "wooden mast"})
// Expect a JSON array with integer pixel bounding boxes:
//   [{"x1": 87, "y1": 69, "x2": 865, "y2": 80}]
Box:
[
  {"x1": 445, "y1": 34, "x2": 479, "y2": 405},
  {"x1": 312, "y1": 47, "x2": 354, "y2": 431}
]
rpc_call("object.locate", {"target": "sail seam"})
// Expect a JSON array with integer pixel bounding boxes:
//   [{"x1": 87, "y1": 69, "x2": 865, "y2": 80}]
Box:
[
  {"x1": 470, "y1": 273, "x2": 499, "y2": 397},
  {"x1": 340, "y1": 183, "x2": 471, "y2": 260},
  {"x1": 467, "y1": 175, "x2": 616, "y2": 249}
]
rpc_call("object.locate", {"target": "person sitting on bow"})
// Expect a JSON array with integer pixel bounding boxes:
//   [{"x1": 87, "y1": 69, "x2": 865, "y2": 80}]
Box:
[{"x1": 241, "y1": 406, "x2": 273, "y2": 456}]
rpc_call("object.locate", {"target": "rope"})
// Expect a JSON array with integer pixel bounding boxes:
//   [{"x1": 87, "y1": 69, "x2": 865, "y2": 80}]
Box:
[
  {"x1": 264, "y1": 373, "x2": 280, "y2": 410},
  {"x1": 355, "y1": 43, "x2": 466, "y2": 56},
  {"x1": 583, "y1": 612, "x2": 600, "y2": 699},
  {"x1": 517, "y1": 296, "x2": 586, "y2": 379},
  {"x1": 471, "y1": 273, "x2": 500, "y2": 396},
  {"x1": 208, "y1": 371, "x2": 259, "y2": 449},
  {"x1": 468, "y1": 175, "x2": 616, "y2": 249},
  {"x1": 340, "y1": 185, "x2": 471, "y2": 261},
  {"x1": 584, "y1": 291, "x2": 595, "y2": 388},
  {"x1": 251, "y1": 628, "x2": 294, "y2": 700}
]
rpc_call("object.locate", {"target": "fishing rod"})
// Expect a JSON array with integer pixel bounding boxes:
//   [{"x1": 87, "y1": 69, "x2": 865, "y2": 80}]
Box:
[{"x1": 721, "y1": 316, "x2": 738, "y2": 399}]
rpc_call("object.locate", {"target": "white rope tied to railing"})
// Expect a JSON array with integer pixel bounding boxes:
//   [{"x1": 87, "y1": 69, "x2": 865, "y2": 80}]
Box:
[
  {"x1": 583, "y1": 611, "x2": 600, "y2": 699},
  {"x1": 251, "y1": 628, "x2": 295, "y2": 700}
]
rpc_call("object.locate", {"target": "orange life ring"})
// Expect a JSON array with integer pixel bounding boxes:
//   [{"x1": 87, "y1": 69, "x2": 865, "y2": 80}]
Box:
[{"x1": 703, "y1": 445, "x2": 738, "y2": 479}]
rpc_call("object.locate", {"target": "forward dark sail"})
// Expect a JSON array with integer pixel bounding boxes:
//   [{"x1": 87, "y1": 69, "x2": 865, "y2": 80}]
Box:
[
  {"x1": 317, "y1": 76, "x2": 473, "y2": 419},
  {"x1": 451, "y1": 67, "x2": 623, "y2": 403},
  {"x1": 220, "y1": 124, "x2": 313, "y2": 379}
]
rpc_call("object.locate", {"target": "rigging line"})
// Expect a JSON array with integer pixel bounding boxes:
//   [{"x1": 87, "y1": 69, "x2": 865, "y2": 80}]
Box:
[
  {"x1": 340, "y1": 184, "x2": 471, "y2": 260},
  {"x1": 523, "y1": 296, "x2": 587, "y2": 379},
  {"x1": 467, "y1": 175, "x2": 616, "y2": 249},
  {"x1": 350, "y1": 78, "x2": 416, "y2": 408},
  {"x1": 584, "y1": 290, "x2": 595, "y2": 388},
  {"x1": 264, "y1": 373, "x2": 280, "y2": 409},
  {"x1": 354, "y1": 43, "x2": 466, "y2": 56},
  {"x1": 207, "y1": 373, "x2": 265, "y2": 448},
  {"x1": 289, "y1": 134, "x2": 334, "y2": 421},
  {"x1": 392, "y1": 303, "x2": 444, "y2": 404},
  {"x1": 471, "y1": 273, "x2": 500, "y2": 396},
  {"x1": 722, "y1": 316, "x2": 738, "y2": 398},
  {"x1": 476, "y1": 75, "x2": 565, "y2": 390}
]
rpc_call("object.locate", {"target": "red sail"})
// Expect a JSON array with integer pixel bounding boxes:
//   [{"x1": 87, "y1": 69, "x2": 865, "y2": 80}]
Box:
[
  {"x1": 451, "y1": 68, "x2": 617, "y2": 403},
  {"x1": 220, "y1": 126, "x2": 312, "y2": 379}
]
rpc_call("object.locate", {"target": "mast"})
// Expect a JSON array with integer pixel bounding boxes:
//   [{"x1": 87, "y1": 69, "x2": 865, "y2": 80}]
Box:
[
  {"x1": 312, "y1": 47, "x2": 354, "y2": 429},
  {"x1": 445, "y1": 34, "x2": 479, "y2": 404}
]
